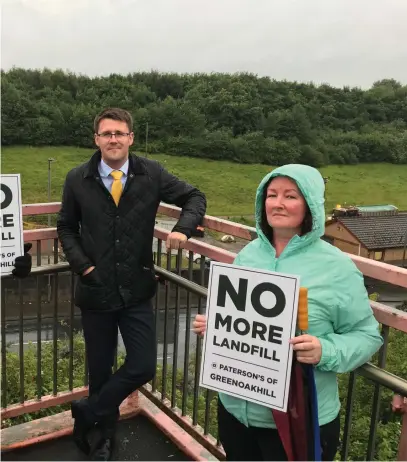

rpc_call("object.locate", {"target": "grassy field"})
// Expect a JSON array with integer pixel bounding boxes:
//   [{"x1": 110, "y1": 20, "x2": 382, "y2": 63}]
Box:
[{"x1": 2, "y1": 146, "x2": 407, "y2": 216}]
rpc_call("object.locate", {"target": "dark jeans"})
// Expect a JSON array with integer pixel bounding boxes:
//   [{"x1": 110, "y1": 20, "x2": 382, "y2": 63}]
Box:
[
  {"x1": 218, "y1": 399, "x2": 340, "y2": 461},
  {"x1": 81, "y1": 300, "x2": 156, "y2": 436}
]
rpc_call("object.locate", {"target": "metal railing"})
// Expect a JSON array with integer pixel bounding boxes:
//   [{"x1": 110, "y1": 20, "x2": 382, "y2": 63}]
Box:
[
  {"x1": 0, "y1": 252, "x2": 220, "y2": 448},
  {"x1": 2, "y1": 251, "x2": 407, "y2": 460},
  {"x1": 149, "y1": 256, "x2": 407, "y2": 461},
  {"x1": 1, "y1": 203, "x2": 407, "y2": 460}
]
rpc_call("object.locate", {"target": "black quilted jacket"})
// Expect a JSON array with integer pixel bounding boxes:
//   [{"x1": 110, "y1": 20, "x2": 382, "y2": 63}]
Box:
[{"x1": 57, "y1": 150, "x2": 206, "y2": 311}]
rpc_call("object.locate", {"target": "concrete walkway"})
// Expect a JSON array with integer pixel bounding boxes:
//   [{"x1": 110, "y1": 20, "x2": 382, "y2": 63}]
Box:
[{"x1": 2, "y1": 415, "x2": 190, "y2": 461}]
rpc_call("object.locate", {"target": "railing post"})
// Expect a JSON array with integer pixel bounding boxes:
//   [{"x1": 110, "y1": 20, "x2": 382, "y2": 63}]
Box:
[
  {"x1": 366, "y1": 325, "x2": 389, "y2": 460},
  {"x1": 341, "y1": 371, "x2": 357, "y2": 460}
]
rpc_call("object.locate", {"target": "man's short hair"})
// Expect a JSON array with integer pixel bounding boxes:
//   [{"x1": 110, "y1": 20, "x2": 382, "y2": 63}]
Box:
[{"x1": 94, "y1": 108, "x2": 133, "y2": 133}]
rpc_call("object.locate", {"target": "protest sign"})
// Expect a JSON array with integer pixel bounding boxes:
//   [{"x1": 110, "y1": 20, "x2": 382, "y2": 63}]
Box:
[
  {"x1": 199, "y1": 261, "x2": 300, "y2": 412},
  {"x1": 1, "y1": 174, "x2": 24, "y2": 275}
]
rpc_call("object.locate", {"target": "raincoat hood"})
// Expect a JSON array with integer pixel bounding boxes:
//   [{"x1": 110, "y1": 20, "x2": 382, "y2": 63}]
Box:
[{"x1": 255, "y1": 164, "x2": 326, "y2": 249}]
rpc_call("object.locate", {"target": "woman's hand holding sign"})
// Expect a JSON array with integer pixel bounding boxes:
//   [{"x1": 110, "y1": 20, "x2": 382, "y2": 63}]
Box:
[
  {"x1": 193, "y1": 314, "x2": 207, "y2": 337},
  {"x1": 290, "y1": 334, "x2": 322, "y2": 365},
  {"x1": 193, "y1": 313, "x2": 322, "y2": 365}
]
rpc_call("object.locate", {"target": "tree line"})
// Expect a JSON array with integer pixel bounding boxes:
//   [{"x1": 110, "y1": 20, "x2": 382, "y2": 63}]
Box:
[{"x1": 2, "y1": 68, "x2": 407, "y2": 166}]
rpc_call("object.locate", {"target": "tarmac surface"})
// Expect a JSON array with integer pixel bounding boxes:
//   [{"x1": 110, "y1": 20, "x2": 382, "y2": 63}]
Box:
[{"x1": 2, "y1": 415, "x2": 190, "y2": 461}]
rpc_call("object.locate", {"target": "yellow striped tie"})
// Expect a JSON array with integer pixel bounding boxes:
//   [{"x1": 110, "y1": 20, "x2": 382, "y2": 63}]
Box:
[{"x1": 110, "y1": 170, "x2": 123, "y2": 206}]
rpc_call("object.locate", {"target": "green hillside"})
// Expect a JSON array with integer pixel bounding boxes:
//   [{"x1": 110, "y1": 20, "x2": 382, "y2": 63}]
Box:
[{"x1": 3, "y1": 146, "x2": 407, "y2": 216}]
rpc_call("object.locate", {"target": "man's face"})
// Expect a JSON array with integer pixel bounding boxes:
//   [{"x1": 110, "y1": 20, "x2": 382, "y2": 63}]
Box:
[{"x1": 95, "y1": 118, "x2": 134, "y2": 166}]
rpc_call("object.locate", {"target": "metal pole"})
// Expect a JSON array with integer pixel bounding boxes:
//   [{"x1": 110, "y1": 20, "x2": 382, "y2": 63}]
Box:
[
  {"x1": 145, "y1": 122, "x2": 149, "y2": 158},
  {"x1": 47, "y1": 158, "x2": 55, "y2": 302},
  {"x1": 402, "y1": 226, "x2": 407, "y2": 268},
  {"x1": 47, "y1": 159, "x2": 52, "y2": 261}
]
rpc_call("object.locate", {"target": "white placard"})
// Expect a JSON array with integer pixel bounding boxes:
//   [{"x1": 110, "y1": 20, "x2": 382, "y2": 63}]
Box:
[
  {"x1": 199, "y1": 261, "x2": 300, "y2": 412},
  {"x1": 1, "y1": 174, "x2": 24, "y2": 275}
]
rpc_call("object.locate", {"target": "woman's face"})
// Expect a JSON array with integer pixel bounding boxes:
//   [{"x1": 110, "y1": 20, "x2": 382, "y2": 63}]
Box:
[{"x1": 265, "y1": 176, "x2": 307, "y2": 232}]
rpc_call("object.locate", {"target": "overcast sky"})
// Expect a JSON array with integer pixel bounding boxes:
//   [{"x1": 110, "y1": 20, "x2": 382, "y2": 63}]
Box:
[{"x1": 1, "y1": 0, "x2": 406, "y2": 89}]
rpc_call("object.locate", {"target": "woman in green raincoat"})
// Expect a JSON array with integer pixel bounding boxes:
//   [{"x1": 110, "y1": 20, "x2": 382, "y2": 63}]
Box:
[{"x1": 194, "y1": 164, "x2": 383, "y2": 461}]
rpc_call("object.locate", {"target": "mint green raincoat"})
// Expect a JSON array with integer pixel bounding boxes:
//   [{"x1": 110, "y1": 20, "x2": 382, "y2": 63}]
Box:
[{"x1": 219, "y1": 164, "x2": 383, "y2": 428}]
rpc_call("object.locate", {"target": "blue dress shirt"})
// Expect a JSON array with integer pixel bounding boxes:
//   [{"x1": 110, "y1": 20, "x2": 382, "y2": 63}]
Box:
[{"x1": 98, "y1": 158, "x2": 128, "y2": 192}]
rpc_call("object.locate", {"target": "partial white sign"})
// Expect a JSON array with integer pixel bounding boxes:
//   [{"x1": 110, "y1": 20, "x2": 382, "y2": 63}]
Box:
[
  {"x1": 199, "y1": 262, "x2": 300, "y2": 412},
  {"x1": 1, "y1": 174, "x2": 24, "y2": 275}
]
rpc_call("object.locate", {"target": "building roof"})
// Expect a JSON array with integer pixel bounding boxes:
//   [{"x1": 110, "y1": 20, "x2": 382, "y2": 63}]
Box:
[
  {"x1": 356, "y1": 204, "x2": 398, "y2": 213},
  {"x1": 337, "y1": 213, "x2": 407, "y2": 250}
]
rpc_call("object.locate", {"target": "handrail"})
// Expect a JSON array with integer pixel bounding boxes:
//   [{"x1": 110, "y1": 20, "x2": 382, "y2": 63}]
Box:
[
  {"x1": 154, "y1": 265, "x2": 207, "y2": 298},
  {"x1": 0, "y1": 261, "x2": 207, "y2": 297},
  {"x1": 1, "y1": 262, "x2": 70, "y2": 280},
  {"x1": 358, "y1": 363, "x2": 407, "y2": 397},
  {"x1": 20, "y1": 201, "x2": 407, "y2": 288}
]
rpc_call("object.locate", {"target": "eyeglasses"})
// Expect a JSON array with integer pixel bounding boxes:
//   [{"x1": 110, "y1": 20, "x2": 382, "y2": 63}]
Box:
[{"x1": 97, "y1": 131, "x2": 130, "y2": 140}]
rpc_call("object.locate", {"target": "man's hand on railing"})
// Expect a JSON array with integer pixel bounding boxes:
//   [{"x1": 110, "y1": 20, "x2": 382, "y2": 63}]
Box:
[
  {"x1": 193, "y1": 314, "x2": 207, "y2": 337},
  {"x1": 12, "y1": 243, "x2": 32, "y2": 278},
  {"x1": 166, "y1": 232, "x2": 187, "y2": 251}
]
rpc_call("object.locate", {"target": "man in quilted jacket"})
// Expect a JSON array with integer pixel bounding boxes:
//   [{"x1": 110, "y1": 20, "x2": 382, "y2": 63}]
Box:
[{"x1": 57, "y1": 107, "x2": 206, "y2": 460}]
